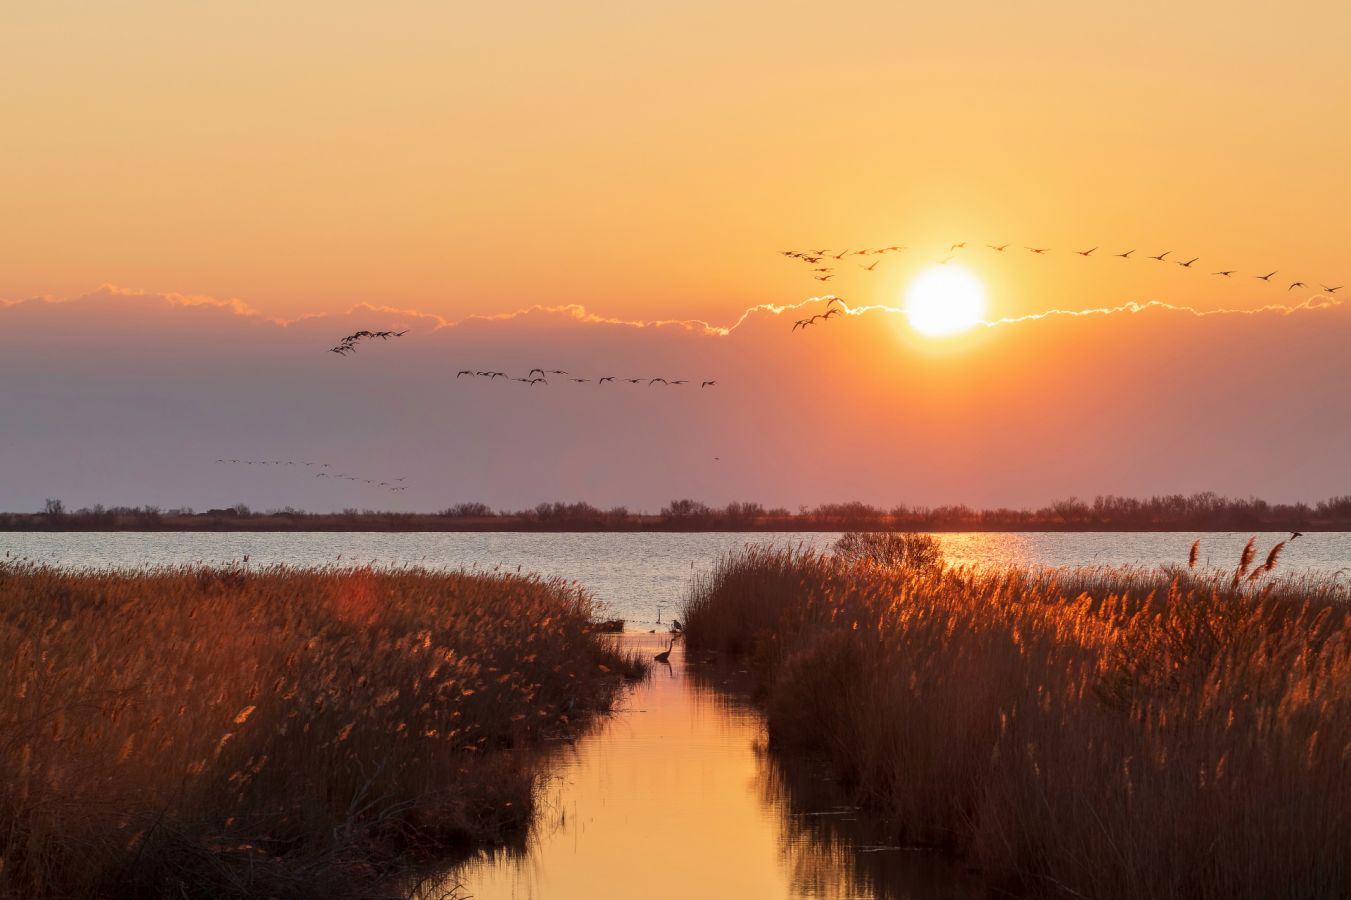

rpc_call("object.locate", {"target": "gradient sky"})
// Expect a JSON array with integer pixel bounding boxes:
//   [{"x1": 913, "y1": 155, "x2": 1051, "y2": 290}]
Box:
[{"x1": 3, "y1": 2, "x2": 1349, "y2": 510}]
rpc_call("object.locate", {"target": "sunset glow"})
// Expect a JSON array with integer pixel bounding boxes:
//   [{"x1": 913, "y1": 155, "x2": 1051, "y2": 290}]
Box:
[{"x1": 903, "y1": 266, "x2": 988, "y2": 336}]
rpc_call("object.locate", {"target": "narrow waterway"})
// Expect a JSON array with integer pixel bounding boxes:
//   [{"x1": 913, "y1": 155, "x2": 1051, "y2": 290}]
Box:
[{"x1": 452, "y1": 634, "x2": 983, "y2": 899}]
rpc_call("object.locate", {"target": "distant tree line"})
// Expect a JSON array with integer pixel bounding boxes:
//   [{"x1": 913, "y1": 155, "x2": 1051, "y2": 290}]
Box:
[{"x1": 2, "y1": 492, "x2": 1349, "y2": 532}]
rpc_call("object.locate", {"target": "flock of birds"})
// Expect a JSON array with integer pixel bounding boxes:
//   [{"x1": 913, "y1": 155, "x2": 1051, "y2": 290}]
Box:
[
  {"x1": 453, "y1": 368, "x2": 718, "y2": 387},
  {"x1": 213, "y1": 459, "x2": 411, "y2": 493},
  {"x1": 780, "y1": 242, "x2": 1343, "y2": 295},
  {"x1": 791, "y1": 296, "x2": 846, "y2": 332},
  {"x1": 329, "y1": 329, "x2": 408, "y2": 356}
]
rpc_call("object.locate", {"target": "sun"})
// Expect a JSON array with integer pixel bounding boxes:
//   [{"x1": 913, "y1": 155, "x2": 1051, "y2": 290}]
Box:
[{"x1": 903, "y1": 265, "x2": 988, "y2": 336}]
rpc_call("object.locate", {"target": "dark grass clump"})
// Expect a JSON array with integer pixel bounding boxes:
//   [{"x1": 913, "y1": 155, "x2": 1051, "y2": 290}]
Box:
[{"x1": 0, "y1": 562, "x2": 644, "y2": 899}]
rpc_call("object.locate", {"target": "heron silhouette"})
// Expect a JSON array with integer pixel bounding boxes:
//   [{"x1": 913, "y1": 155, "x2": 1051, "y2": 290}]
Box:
[{"x1": 654, "y1": 637, "x2": 676, "y2": 664}]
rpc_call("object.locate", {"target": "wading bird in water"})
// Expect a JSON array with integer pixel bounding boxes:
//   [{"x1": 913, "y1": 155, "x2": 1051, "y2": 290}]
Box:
[{"x1": 654, "y1": 637, "x2": 676, "y2": 663}]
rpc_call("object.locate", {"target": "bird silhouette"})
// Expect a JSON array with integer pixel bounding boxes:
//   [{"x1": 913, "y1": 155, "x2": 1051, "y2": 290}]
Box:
[
  {"x1": 1115, "y1": 249, "x2": 1135, "y2": 258},
  {"x1": 1213, "y1": 270, "x2": 1235, "y2": 277},
  {"x1": 949, "y1": 242, "x2": 967, "y2": 251},
  {"x1": 457, "y1": 370, "x2": 474, "y2": 378},
  {"x1": 1025, "y1": 247, "x2": 1049, "y2": 254},
  {"x1": 825, "y1": 297, "x2": 843, "y2": 308},
  {"x1": 1149, "y1": 250, "x2": 1172, "y2": 261},
  {"x1": 814, "y1": 274, "x2": 835, "y2": 281},
  {"x1": 1178, "y1": 258, "x2": 1199, "y2": 268},
  {"x1": 1076, "y1": 247, "x2": 1097, "y2": 256},
  {"x1": 861, "y1": 260, "x2": 879, "y2": 271},
  {"x1": 1290, "y1": 531, "x2": 1304, "y2": 540},
  {"x1": 654, "y1": 637, "x2": 676, "y2": 663},
  {"x1": 701, "y1": 380, "x2": 717, "y2": 387},
  {"x1": 1256, "y1": 271, "x2": 1277, "y2": 281},
  {"x1": 987, "y1": 243, "x2": 1009, "y2": 252},
  {"x1": 1322, "y1": 285, "x2": 1342, "y2": 293},
  {"x1": 1288, "y1": 281, "x2": 1307, "y2": 291},
  {"x1": 599, "y1": 377, "x2": 615, "y2": 384},
  {"x1": 649, "y1": 377, "x2": 668, "y2": 385}
]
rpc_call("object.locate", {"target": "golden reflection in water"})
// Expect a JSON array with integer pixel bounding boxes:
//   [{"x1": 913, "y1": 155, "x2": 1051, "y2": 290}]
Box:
[{"x1": 450, "y1": 635, "x2": 979, "y2": 900}]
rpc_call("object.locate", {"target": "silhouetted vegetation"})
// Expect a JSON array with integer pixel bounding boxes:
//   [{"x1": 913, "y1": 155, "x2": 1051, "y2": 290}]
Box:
[
  {"x1": 0, "y1": 563, "x2": 644, "y2": 898},
  {"x1": 3, "y1": 492, "x2": 1350, "y2": 531},
  {"x1": 682, "y1": 541, "x2": 1351, "y2": 899}
]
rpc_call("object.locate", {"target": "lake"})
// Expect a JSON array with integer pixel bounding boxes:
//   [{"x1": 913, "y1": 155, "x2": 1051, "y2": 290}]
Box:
[{"x1": 2, "y1": 531, "x2": 1346, "y2": 630}]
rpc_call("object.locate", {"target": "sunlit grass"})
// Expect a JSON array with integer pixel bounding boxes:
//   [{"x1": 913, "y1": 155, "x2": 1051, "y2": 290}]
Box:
[
  {"x1": 683, "y1": 540, "x2": 1351, "y2": 899},
  {"x1": 0, "y1": 562, "x2": 644, "y2": 898}
]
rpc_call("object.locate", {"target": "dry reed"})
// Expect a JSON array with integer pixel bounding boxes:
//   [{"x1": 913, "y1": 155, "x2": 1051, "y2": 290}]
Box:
[
  {"x1": 683, "y1": 542, "x2": 1351, "y2": 899},
  {"x1": 0, "y1": 561, "x2": 643, "y2": 898}
]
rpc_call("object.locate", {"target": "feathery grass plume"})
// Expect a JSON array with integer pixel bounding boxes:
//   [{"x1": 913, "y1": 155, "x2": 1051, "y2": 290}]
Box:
[
  {"x1": 1248, "y1": 540, "x2": 1287, "y2": 581},
  {"x1": 1233, "y1": 536, "x2": 1258, "y2": 586},
  {"x1": 1188, "y1": 539, "x2": 1200, "y2": 569}
]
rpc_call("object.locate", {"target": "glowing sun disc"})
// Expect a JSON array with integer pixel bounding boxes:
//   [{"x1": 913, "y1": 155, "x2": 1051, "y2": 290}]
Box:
[{"x1": 903, "y1": 266, "x2": 988, "y2": 336}]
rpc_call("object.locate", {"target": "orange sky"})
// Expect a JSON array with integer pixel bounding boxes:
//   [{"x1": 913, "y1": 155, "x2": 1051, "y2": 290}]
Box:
[
  {"x1": 3, "y1": 3, "x2": 1351, "y2": 510},
  {"x1": 3, "y1": 1, "x2": 1350, "y2": 327}
]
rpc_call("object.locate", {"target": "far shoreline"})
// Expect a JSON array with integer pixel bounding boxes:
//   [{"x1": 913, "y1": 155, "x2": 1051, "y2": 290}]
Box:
[{"x1": 2, "y1": 520, "x2": 1344, "y2": 534}]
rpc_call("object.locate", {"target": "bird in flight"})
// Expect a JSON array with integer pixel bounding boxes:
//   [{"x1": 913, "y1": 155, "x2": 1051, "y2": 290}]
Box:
[
  {"x1": 1288, "y1": 281, "x2": 1306, "y2": 291},
  {"x1": 987, "y1": 243, "x2": 1009, "y2": 252},
  {"x1": 1075, "y1": 247, "x2": 1097, "y2": 257},
  {"x1": 1256, "y1": 271, "x2": 1277, "y2": 281},
  {"x1": 814, "y1": 274, "x2": 835, "y2": 281},
  {"x1": 949, "y1": 242, "x2": 966, "y2": 252},
  {"x1": 861, "y1": 260, "x2": 879, "y2": 271},
  {"x1": 1322, "y1": 285, "x2": 1343, "y2": 293},
  {"x1": 457, "y1": 370, "x2": 474, "y2": 378},
  {"x1": 527, "y1": 368, "x2": 545, "y2": 379},
  {"x1": 1178, "y1": 258, "x2": 1199, "y2": 268},
  {"x1": 825, "y1": 297, "x2": 842, "y2": 308},
  {"x1": 649, "y1": 377, "x2": 669, "y2": 385},
  {"x1": 598, "y1": 377, "x2": 615, "y2": 384},
  {"x1": 1025, "y1": 247, "x2": 1049, "y2": 254},
  {"x1": 1213, "y1": 270, "x2": 1235, "y2": 277},
  {"x1": 624, "y1": 378, "x2": 643, "y2": 383},
  {"x1": 1148, "y1": 250, "x2": 1171, "y2": 261},
  {"x1": 701, "y1": 380, "x2": 717, "y2": 388},
  {"x1": 1115, "y1": 249, "x2": 1135, "y2": 259}
]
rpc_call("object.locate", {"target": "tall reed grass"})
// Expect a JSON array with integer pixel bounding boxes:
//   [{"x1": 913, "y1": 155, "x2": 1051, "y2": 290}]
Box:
[
  {"x1": 683, "y1": 541, "x2": 1351, "y2": 899},
  {"x1": 0, "y1": 562, "x2": 643, "y2": 898}
]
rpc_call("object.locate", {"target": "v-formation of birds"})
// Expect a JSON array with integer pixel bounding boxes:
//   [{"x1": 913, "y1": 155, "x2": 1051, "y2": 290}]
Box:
[
  {"x1": 453, "y1": 369, "x2": 718, "y2": 388},
  {"x1": 214, "y1": 459, "x2": 410, "y2": 493},
  {"x1": 330, "y1": 329, "x2": 408, "y2": 356},
  {"x1": 780, "y1": 242, "x2": 1342, "y2": 295}
]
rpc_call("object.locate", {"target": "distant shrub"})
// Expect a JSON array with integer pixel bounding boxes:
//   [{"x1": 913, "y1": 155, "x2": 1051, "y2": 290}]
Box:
[
  {"x1": 832, "y1": 531, "x2": 943, "y2": 570},
  {"x1": 443, "y1": 502, "x2": 496, "y2": 518}
]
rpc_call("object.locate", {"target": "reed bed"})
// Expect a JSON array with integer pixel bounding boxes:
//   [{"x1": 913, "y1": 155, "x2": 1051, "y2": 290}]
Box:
[
  {"x1": 0, "y1": 561, "x2": 644, "y2": 899},
  {"x1": 683, "y1": 539, "x2": 1351, "y2": 899}
]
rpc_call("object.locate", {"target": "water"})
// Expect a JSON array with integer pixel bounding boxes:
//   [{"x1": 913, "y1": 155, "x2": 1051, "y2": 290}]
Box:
[
  {"x1": 445, "y1": 635, "x2": 984, "y2": 900},
  {"x1": 3, "y1": 531, "x2": 1347, "y2": 630}
]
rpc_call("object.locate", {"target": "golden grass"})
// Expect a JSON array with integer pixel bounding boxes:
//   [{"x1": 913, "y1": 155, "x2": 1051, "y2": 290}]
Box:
[
  {"x1": 683, "y1": 544, "x2": 1351, "y2": 899},
  {"x1": 0, "y1": 562, "x2": 643, "y2": 899}
]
